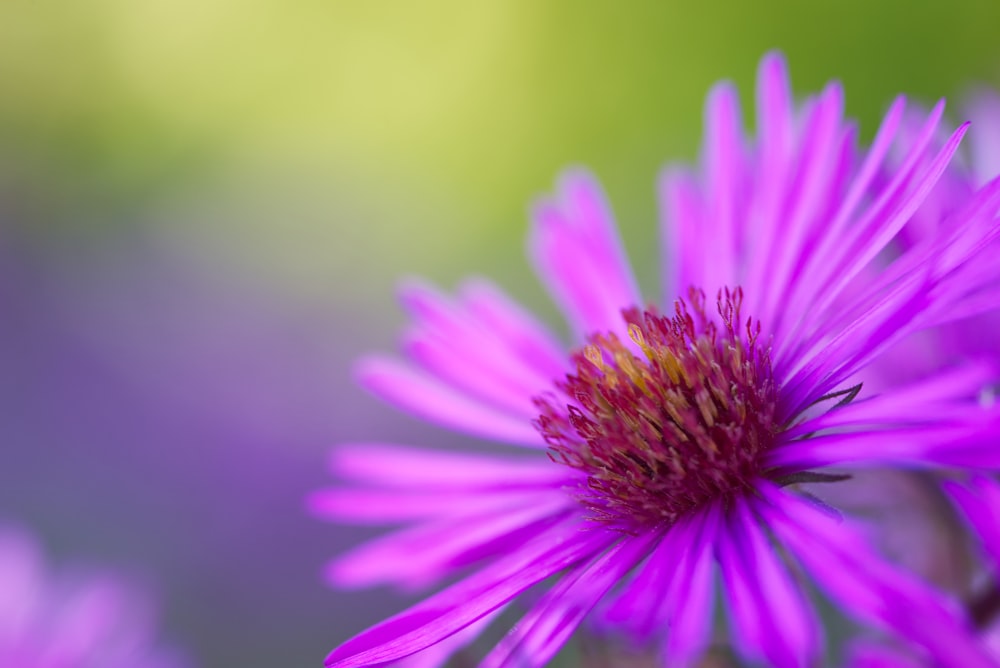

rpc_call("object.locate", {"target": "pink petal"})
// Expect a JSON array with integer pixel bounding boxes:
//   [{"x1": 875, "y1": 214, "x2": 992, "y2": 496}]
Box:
[
  {"x1": 328, "y1": 444, "x2": 565, "y2": 490},
  {"x1": 481, "y1": 532, "x2": 655, "y2": 668},
  {"x1": 326, "y1": 499, "x2": 573, "y2": 590},
  {"x1": 760, "y1": 485, "x2": 996, "y2": 668},
  {"x1": 528, "y1": 169, "x2": 640, "y2": 338},
  {"x1": 717, "y1": 496, "x2": 821, "y2": 668},
  {"x1": 356, "y1": 356, "x2": 544, "y2": 447},
  {"x1": 943, "y1": 476, "x2": 1000, "y2": 566},
  {"x1": 324, "y1": 519, "x2": 610, "y2": 667}
]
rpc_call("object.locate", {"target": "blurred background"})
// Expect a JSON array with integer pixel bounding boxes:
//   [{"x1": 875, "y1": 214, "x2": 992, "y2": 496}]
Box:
[{"x1": 1, "y1": 1, "x2": 999, "y2": 666}]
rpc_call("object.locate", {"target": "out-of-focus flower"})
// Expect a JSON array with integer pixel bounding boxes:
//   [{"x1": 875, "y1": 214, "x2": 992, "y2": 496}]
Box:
[
  {"x1": 845, "y1": 476, "x2": 1000, "y2": 667},
  {"x1": 312, "y1": 52, "x2": 1000, "y2": 668},
  {"x1": 0, "y1": 525, "x2": 188, "y2": 668}
]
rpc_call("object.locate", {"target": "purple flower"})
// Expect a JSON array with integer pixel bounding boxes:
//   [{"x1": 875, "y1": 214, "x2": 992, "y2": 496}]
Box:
[
  {"x1": 313, "y1": 53, "x2": 1000, "y2": 667},
  {"x1": 0, "y1": 525, "x2": 189, "y2": 668}
]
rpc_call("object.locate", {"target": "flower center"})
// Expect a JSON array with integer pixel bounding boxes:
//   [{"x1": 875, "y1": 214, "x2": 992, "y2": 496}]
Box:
[{"x1": 533, "y1": 287, "x2": 778, "y2": 530}]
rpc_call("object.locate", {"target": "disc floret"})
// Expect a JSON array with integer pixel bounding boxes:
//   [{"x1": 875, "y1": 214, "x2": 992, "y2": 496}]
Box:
[{"x1": 534, "y1": 287, "x2": 778, "y2": 530}]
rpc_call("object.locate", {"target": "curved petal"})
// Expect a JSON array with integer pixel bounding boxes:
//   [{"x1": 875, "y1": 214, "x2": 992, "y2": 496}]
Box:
[
  {"x1": 323, "y1": 519, "x2": 610, "y2": 667},
  {"x1": 943, "y1": 476, "x2": 1000, "y2": 566},
  {"x1": 481, "y1": 531, "x2": 654, "y2": 668}
]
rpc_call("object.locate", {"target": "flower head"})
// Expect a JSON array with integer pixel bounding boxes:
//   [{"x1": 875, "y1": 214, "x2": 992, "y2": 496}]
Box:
[
  {"x1": 0, "y1": 525, "x2": 189, "y2": 668},
  {"x1": 314, "y1": 53, "x2": 1000, "y2": 668}
]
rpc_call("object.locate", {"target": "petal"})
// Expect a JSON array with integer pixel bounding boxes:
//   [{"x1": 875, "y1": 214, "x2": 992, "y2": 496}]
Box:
[
  {"x1": 601, "y1": 505, "x2": 719, "y2": 666},
  {"x1": 528, "y1": 169, "x2": 640, "y2": 338},
  {"x1": 356, "y1": 356, "x2": 544, "y2": 447},
  {"x1": 758, "y1": 81, "x2": 845, "y2": 328},
  {"x1": 943, "y1": 476, "x2": 1000, "y2": 566},
  {"x1": 768, "y1": 425, "x2": 990, "y2": 471},
  {"x1": 327, "y1": 444, "x2": 566, "y2": 490},
  {"x1": 696, "y1": 81, "x2": 746, "y2": 294},
  {"x1": 326, "y1": 499, "x2": 572, "y2": 590},
  {"x1": 759, "y1": 485, "x2": 996, "y2": 668},
  {"x1": 307, "y1": 488, "x2": 557, "y2": 525},
  {"x1": 457, "y1": 278, "x2": 566, "y2": 381},
  {"x1": 481, "y1": 531, "x2": 654, "y2": 668},
  {"x1": 658, "y1": 167, "x2": 703, "y2": 299},
  {"x1": 717, "y1": 497, "x2": 821, "y2": 668},
  {"x1": 399, "y1": 280, "x2": 559, "y2": 416},
  {"x1": 393, "y1": 610, "x2": 501, "y2": 668},
  {"x1": 783, "y1": 363, "x2": 996, "y2": 440},
  {"x1": 0, "y1": 528, "x2": 44, "y2": 642},
  {"x1": 324, "y1": 518, "x2": 609, "y2": 667}
]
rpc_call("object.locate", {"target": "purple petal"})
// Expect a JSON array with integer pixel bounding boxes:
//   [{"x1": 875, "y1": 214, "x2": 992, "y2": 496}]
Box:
[
  {"x1": 327, "y1": 444, "x2": 566, "y2": 490},
  {"x1": 528, "y1": 169, "x2": 640, "y2": 338},
  {"x1": 759, "y1": 485, "x2": 996, "y2": 668},
  {"x1": 355, "y1": 356, "x2": 544, "y2": 447},
  {"x1": 783, "y1": 363, "x2": 996, "y2": 440},
  {"x1": 324, "y1": 519, "x2": 610, "y2": 667},
  {"x1": 769, "y1": 425, "x2": 989, "y2": 471},
  {"x1": 398, "y1": 279, "x2": 560, "y2": 416},
  {"x1": 457, "y1": 278, "x2": 567, "y2": 381},
  {"x1": 601, "y1": 505, "x2": 719, "y2": 666},
  {"x1": 658, "y1": 167, "x2": 703, "y2": 298},
  {"x1": 481, "y1": 532, "x2": 655, "y2": 668},
  {"x1": 943, "y1": 476, "x2": 1000, "y2": 566},
  {"x1": 697, "y1": 81, "x2": 746, "y2": 294},
  {"x1": 326, "y1": 500, "x2": 572, "y2": 590},
  {"x1": 717, "y1": 496, "x2": 821, "y2": 668},
  {"x1": 393, "y1": 609, "x2": 501, "y2": 668}
]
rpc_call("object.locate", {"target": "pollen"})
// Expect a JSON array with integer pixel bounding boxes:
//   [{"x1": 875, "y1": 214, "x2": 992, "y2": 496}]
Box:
[{"x1": 534, "y1": 287, "x2": 778, "y2": 530}]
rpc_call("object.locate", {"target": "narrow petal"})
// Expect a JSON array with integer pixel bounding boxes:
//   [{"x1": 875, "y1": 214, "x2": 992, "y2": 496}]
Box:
[
  {"x1": 307, "y1": 488, "x2": 561, "y2": 525},
  {"x1": 783, "y1": 363, "x2": 996, "y2": 440},
  {"x1": 759, "y1": 485, "x2": 996, "y2": 668},
  {"x1": 697, "y1": 81, "x2": 745, "y2": 293},
  {"x1": 717, "y1": 497, "x2": 820, "y2": 668},
  {"x1": 601, "y1": 505, "x2": 719, "y2": 666},
  {"x1": 759, "y1": 82, "x2": 845, "y2": 328},
  {"x1": 481, "y1": 532, "x2": 655, "y2": 668},
  {"x1": 399, "y1": 280, "x2": 559, "y2": 416},
  {"x1": 328, "y1": 444, "x2": 567, "y2": 490},
  {"x1": 768, "y1": 425, "x2": 989, "y2": 471},
  {"x1": 528, "y1": 169, "x2": 640, "y2": 338},
  {"x1": 458, "y1": 278, "x2": 566, "y2": 380},
  {"x1": 393, "y1": 610, "x2": 501, "y2": 668},
  {"x1": 356, "y1": 356, "x2": 544, "y2": 447},
  {"x1": 659, "y1": 167, "x2": 703, "y2": 297},
  {"x1": 324, "y1": 519, "x2": 610, "y2": 667},
  {"x1": 326, "y1": 500, "x2": 572, "y2": 590},
  {"x1": 943, "y1": 476, "x2": 1000, "y2": 566}
]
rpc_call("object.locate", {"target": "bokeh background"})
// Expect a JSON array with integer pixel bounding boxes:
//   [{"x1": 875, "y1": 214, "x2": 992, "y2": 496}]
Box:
[{"x1": 2, "y1": 2, "x2": 1000, "y2": 666}]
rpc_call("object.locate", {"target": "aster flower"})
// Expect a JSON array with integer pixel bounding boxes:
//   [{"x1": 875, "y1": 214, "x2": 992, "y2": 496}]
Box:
[
  {"x1": 0, "y1": 525, "x2": 189, "y2": 668},
  {"x1": 313, "y1": 52, "x2": 1000, "y2": 668}
]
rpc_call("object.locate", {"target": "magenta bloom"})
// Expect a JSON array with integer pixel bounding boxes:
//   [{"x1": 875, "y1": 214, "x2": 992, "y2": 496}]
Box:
[
  {"x1": 0, "y1": 526, "x2": 189, "y2": 668},
  {"x1": 314, "y1": 53, "x2": 1000, "y2": 667}
]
